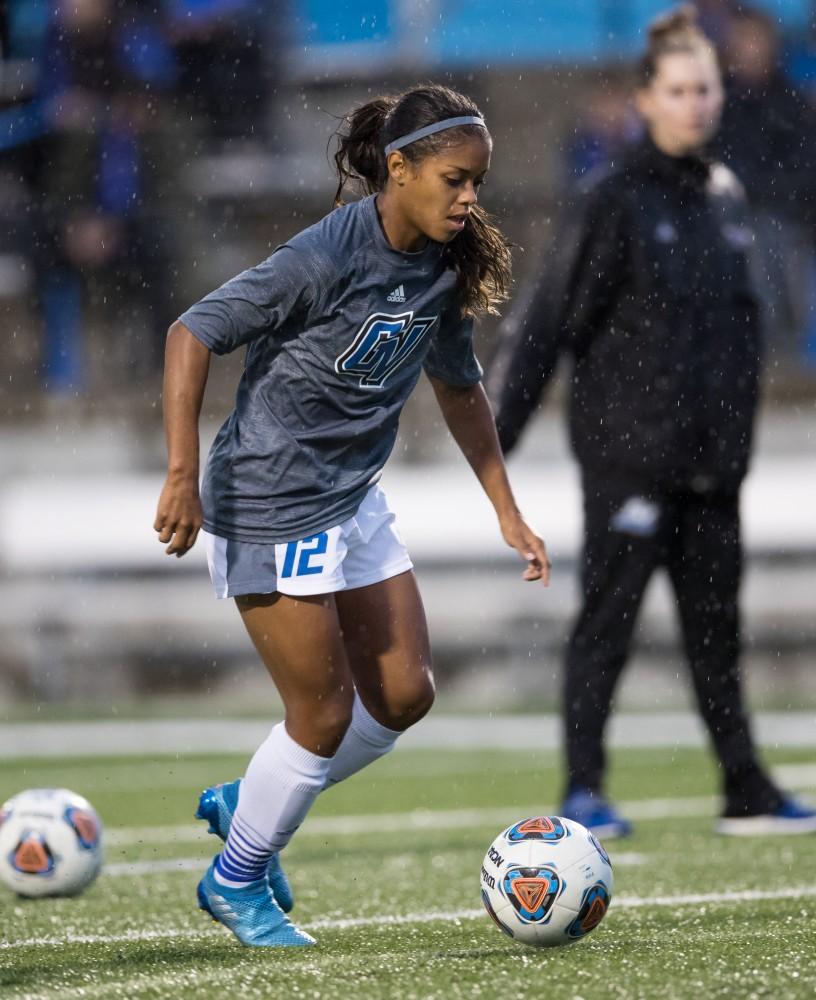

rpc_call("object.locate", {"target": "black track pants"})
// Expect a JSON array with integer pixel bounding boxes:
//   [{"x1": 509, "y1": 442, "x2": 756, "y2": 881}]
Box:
[{"x1": 563, "y1": 477, "x2": 781, "y2": 815}]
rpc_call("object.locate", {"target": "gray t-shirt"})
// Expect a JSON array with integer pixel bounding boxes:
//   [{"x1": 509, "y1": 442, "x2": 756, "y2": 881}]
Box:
[{"x1": 179, "y1": 195, "x2": 482, "y2": 543}]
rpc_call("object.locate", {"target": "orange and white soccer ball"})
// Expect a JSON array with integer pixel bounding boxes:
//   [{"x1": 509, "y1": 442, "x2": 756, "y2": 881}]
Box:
[
  {"x1": 481, "y1": 815, "x2": 612, "y2": 947},
  {"x1": 0, "y1": 788, "x2": 103, "y2": 898}
]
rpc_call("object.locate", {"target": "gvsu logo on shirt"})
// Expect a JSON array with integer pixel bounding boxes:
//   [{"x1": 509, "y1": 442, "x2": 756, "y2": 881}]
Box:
[{"x1": 336, "y1": 311, "x2": 438, "y2": 388}]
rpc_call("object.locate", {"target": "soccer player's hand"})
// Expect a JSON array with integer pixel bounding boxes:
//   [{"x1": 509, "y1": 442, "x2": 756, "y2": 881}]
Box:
[
  {"x1": 500, "y1": 513, "x2": 551, "y2": 585},
  {"x1": 154, "y1": 473, "x2": 203, "y2": 557}
]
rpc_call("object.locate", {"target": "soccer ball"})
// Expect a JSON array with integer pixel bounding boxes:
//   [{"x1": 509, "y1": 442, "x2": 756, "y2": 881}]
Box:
[
  {"x1": 0, "y1": 788, "x2": 103, "y2": 898},
  {"x1": 480, "y1": 815, "x2": 612, "y2": 947}
]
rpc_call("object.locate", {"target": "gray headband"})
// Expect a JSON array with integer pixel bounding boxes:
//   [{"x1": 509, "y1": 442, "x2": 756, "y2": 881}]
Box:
[{"x1": 384, "y1": 115, "x2": 486, "y2": 156}]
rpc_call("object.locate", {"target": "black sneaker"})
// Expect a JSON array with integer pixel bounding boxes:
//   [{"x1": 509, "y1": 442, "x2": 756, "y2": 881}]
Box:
[{"x1": 716, "y1": 796, "x2": 816, "y2": 836}]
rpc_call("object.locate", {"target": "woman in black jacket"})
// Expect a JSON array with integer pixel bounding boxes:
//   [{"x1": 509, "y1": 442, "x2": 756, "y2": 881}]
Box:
[{"x1": 489, "y1": 5, "x2": 816, "y2": 837}]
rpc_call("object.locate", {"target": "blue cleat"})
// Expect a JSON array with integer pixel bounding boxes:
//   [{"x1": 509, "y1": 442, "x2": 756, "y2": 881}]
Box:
[
  {"x1": 195, "y1": 779, "x2": 294, "y2": 912},
  {"x1": 716, "y1": 795, "x2": 816, "y2": 836},
  {"x1": 197, "y1": 858, "x2": 314, "y2": 947},
  {"x1": 560, "y1": 786, "x2": 632, "y2": 839}
]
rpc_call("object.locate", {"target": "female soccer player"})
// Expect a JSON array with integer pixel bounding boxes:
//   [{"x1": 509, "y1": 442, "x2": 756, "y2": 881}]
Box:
[
  {"x1": 490, "y1": 6, "x2": 816, "y2": 839},
  {"x1": 154, "y1": 84, "x2": 549, "y2": 947}
]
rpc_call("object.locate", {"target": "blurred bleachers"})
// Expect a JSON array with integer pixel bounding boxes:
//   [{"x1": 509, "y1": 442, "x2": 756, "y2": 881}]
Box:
[
  {"x1": 2, "y1": 0, "x2": 815, "y2": 418},
  {"x1": 1, "y1": 1, "x2": 815, "y2": 711},
  {"x1": 0, "y1": 406, "x2": 814, "y2": 712}
]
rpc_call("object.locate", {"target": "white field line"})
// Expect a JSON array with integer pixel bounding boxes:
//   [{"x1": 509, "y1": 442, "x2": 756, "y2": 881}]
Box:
[
  {"x1": 104, "y1": 857, "x2": 208, "y2": 876},
  {"x1": 106, "y1": 799, "x2": 713, "y2": 847},
  {"x1": 101, "y1": 852, "x2": 648, "y2": 878},
  {"x1": 105, "y1": 801, "x2": 698, "y2": 848},
  {"x1": 309, "y1": 885, "x2": 816, "y2": 931},
  {"x1": 773, "y1": 763, "x2": 816, "y2": 785},
  {"x1": 106, "y1": 776, "x2": 816, "y2": 848},
  {"x1": 4, "y1": 885, "x2": 816, "y2": 951},
  {"x1": 103, "y1": 765, "x2": 816, "y2": 849}
]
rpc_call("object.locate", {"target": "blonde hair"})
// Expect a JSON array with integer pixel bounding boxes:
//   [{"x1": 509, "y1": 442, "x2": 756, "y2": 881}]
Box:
[{"x1": 637, "y1": 4, "x2": 719, "y2": 86}]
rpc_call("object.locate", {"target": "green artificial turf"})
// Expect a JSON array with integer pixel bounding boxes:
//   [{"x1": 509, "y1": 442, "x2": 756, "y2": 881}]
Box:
[{"x1": 2, "y1": 747, "x2": 816, "y2": 999}]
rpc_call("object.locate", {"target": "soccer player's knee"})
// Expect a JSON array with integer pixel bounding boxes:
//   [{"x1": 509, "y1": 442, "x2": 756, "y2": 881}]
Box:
[
  {"x1": 382, "y1": 672, "x2": 435, "y2": 730},
  {"x1": 311, "y1": 692, "x2": 354, "y2": 747},
  {"x1": 412, "y1": 674, "x2": 436, "y2": 720}
]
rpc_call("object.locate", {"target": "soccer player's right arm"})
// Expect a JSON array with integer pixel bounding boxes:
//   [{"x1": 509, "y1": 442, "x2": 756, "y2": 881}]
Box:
[
  {"x1": 154, "y1": 321, "x2": 211, "y2": 557},
  {"x1": 152, "y1": 246, "x2": 323, "y2": 555}
]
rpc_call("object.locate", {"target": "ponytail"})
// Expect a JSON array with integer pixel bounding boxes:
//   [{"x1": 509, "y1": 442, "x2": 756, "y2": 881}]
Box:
[
  {"x1": 332, "y1": 96, "x2": 396, "y2": 207},
  {"x1": 332, "y1": 84, "x2": 512, "y2": 318}
]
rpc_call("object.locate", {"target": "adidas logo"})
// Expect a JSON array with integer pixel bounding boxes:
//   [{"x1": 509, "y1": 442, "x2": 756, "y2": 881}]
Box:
[
  {"x1": 386, "y1": 284, "x2": 406, "y2": 303},
  {"x1": 211, "y1": 894, "x2": 239, "y2": 926}
]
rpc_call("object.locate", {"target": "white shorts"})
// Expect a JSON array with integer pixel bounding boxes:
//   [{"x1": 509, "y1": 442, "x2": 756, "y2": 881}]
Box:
[{"x1": 203, "y1": 484, "x2": 413, "y2": 599}]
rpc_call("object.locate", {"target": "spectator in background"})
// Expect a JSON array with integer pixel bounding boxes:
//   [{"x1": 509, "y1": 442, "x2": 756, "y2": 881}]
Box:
[
  {"x1": 564, "y1": 80, "x2": 638, "y2": 180},
  {"x1": 693, "y1": 0, "x2": 740, "y2": 47},
  {"x1": 784, "y1": 15, "x2": 816, "y2": 104},
  {"x1": 714, "y1": 5, "x2": 816, "y2": 360},
  {"x1": 3, "y1": 0, "x2": 177, "y2": 393},
  {"x1": 162, "y1": 0, "x2": 283, "y2": 146},
  {"x1": 488, "y1": 5, "x2": 816, "y2": 838},
  {"x1": 0, "y1": 2, "x2": 50, "y2": 340},
  {"x1": 716, "y1": 6, "x2": 815, "y2": 211}
]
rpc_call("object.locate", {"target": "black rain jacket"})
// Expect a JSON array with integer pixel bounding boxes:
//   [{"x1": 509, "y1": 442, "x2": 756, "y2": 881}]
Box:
[{"x1": 489, "y1": 139, "x2": 762, "y2": 494}]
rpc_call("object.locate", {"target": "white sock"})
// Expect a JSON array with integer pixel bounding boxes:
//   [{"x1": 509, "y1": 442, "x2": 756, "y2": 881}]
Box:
[
  {"x1": 324, "y1": 692, "x2": 401, "y2": 787},
  {"x1": 214, "y1": 723, "x2": 331, "y2": 886}
]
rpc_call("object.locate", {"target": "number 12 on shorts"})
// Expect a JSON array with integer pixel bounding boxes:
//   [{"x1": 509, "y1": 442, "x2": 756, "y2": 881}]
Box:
[{"x1": 279, "y1": 533, "x2": 329, "y2": 578}]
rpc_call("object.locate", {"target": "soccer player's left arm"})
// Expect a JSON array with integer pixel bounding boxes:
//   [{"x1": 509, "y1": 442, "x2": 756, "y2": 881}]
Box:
[{"x1": 428, "y1": 376, "x2": 550, "y2": 585}]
